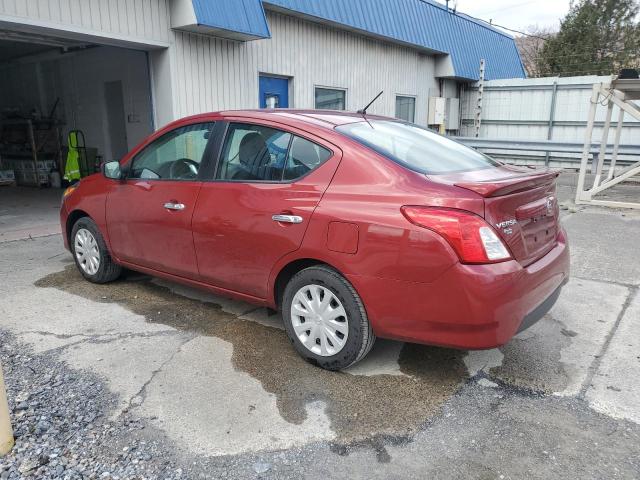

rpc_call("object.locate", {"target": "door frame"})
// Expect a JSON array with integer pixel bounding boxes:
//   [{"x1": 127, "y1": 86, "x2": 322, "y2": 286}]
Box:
[
  {"x1": 196, "y1": 118, "x2": 343, "y2": 186},
  {"x1": 258, "y1": 74, "x2": 292, "y2": 109}
]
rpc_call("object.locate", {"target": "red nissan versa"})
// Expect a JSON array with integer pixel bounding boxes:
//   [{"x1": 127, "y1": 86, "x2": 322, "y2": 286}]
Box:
[{"x1": 60, "y1": 110, "x2": 569, "y2": 370}]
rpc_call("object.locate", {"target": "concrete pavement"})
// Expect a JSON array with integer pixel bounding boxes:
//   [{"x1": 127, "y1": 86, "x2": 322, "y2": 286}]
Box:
[{"x1": 0, "y1": 176, "x2": 639, "y2": 478}]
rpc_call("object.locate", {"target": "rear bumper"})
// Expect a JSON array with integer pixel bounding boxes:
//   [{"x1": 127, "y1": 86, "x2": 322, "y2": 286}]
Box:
[
  {"x1": 348, "y1": 228, "x2": 570, "y2": 350},
  {"x1": 517, "y1": 281, "x2": 564, "y2": 334}
]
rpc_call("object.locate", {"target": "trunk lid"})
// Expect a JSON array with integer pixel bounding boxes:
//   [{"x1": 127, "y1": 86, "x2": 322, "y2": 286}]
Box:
[{"x1": 429, "y1": 165, "x2": 560, "y2": 267}]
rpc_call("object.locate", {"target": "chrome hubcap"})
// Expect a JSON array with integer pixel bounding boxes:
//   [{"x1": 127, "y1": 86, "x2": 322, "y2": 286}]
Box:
[
  {"x1": 291, "y1": 284, "x2": 349, "y2": 356},
  {"x1": 75, "y1": 228, "x2": 100, "y2": 275}
]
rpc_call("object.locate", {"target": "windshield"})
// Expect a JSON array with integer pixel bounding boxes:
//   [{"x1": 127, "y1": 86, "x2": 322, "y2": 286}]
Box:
[{"x1": 336, "y1": 120, "x2": 501, "y2": 174}]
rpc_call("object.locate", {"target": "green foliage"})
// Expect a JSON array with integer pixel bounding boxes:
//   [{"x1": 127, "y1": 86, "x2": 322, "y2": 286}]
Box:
[{"x1": 536, "y1": 0, "x2": 640, "y2": 77}]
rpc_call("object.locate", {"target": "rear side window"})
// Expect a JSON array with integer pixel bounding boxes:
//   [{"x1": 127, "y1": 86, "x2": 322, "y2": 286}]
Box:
[
  {"x1": 216, "y1": 123, "x2": 332, "y2": 182},
  {"x1": 336, "y1": 120, "x2": 500, "y2": 174},
  {"x1": 283, "y1": 136, "x2": 332, "y2": 180}
]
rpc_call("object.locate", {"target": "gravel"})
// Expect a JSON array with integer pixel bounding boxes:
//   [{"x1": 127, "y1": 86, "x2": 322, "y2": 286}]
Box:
[
  {"x1": 0, "y1": 329, "x2": 318, "y2": 480},
  {"x1": 0, "y1": 330, "x2": 189, "y2": 480}
]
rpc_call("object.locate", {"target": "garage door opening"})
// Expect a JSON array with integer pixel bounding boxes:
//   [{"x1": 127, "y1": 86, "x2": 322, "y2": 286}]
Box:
[{"x1": 0, "y1": 32, "x2": 155, "y2": 242}]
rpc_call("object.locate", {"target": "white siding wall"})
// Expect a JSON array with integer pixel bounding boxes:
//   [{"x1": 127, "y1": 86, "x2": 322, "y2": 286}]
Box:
[
  {"x1": 165, "y1": 12, "x2": 439, "y2": 125},
  {"x1": 0, "y1": 0, "x2": 171, "y2": 47}
]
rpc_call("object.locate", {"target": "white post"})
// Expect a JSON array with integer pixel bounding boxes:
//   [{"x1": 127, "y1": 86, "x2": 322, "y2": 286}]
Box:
[
  {"x1": 576, "y1": 84, "x2": 600, "y2": 204},
  {"x1": 607, "y1": 107, "x2": 625, "y2": 181},
  {"x1": 474, "y1": 59, "x2": 485, "y2": 138},
  {"x1": 0, "y1": 363, "x2": 13, "y2": 456},
  {"x1": 593, "y1": 98, "x2": 613, "y2": 188}
]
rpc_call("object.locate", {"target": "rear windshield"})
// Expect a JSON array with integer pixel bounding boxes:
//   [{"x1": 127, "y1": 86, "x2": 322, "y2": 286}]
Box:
[{"x1": 336, "y1": 120, "x2": 500, "y2": 174}]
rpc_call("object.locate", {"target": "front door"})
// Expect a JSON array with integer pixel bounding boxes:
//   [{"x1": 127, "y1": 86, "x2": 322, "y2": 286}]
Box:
[
  {"x1": 192, "y1": 121, "x2": 339, "y2": 299},
  {"x1": 259, "y1": 76, "x2": 289, "y2": 109},
  {"x1": 106, "y1": 122, "x2": 216, "y2": 278}
]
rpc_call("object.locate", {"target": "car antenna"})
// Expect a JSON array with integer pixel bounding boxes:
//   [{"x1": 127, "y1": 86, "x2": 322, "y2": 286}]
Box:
[{"x1": 357, "y1": 91, "x2": 384, "y2": 115}]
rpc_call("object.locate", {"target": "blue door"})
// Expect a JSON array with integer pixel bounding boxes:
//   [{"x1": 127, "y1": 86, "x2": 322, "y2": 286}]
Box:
[{"x1": 259, "y1": 76, "x2": 289, "y2": 109}]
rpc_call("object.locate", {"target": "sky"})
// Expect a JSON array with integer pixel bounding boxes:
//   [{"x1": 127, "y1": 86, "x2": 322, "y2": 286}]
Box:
[{"x1": 446, "y1": 0, "x2": 572, "y2": 34}]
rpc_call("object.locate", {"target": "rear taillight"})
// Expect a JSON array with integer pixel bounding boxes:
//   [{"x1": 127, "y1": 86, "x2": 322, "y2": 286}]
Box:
[{"x1": 401, "y1": 206, "x2": 512, "y2": 264}]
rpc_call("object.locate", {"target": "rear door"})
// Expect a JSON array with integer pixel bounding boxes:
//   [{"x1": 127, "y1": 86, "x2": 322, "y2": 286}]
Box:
[
  {"x1": 192, "y1": 120, "x2": 340, "y2": 298},
  {"x1": 106, "y1": 121, "x2": 216, "y2": 277}
]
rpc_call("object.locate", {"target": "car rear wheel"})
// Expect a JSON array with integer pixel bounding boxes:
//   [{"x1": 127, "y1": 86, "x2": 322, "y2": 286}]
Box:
[
  {"x1": 71, "y1": 217, "x2": 122, "y2": 284},
  {"x1": 282, "y1": 265, "x2": 375, "y2": 370}
]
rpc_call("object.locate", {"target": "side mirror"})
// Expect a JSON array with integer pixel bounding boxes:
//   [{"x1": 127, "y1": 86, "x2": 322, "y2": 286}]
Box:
[{"x1": 102, "y1": 161, "x2": 123, "y2": 180}]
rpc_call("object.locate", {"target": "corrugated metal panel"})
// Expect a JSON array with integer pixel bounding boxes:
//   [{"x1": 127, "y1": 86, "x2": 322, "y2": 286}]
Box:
[
  {"x1": 191, "y1": 0, "x2": 271, "y2": 39},
  {"x1": 459, "y1": 76, "x2": 640, "y2": 161},
  {"x1": 0, "y1": 0, "x2": 172, "y2": 45},
  {"x1": 170, "y1": 11, "x2": 438, "y2": 124},
  {"x1": 262, "y1": 0, "x2": 525, "y2": 81}
]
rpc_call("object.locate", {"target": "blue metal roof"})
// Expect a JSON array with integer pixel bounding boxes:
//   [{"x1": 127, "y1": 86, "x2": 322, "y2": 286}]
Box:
[
  {"x1": 262, "y1": 0, "x2": 525, "y2": 81},
  {"x1": 191, "y1": 0, "x2": 271, "y2": 39},
  {"x1": 190, "y1": 0, "x2": 525, "y2": 81}
]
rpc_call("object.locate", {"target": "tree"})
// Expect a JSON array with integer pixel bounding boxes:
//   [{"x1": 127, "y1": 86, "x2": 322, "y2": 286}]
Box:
[
  {"x1": 515, "y1": 26, "x2": 556, "y2": 77},
  {"x1": 536, "y1": 0, "x2": 640, "y2": 77}
]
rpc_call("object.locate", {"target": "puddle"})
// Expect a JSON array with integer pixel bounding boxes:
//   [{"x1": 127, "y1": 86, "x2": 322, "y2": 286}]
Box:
[
  {"x1": 488, "y1": 316, "x2": 572, "y2": 393},
  {"x1": 35, "y1": 266, "x2": 467, "y2": 441}
]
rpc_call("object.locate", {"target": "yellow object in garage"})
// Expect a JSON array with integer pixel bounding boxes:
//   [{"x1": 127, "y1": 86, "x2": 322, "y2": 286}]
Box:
[
  {"x1": 0, "y1": 363, "x2": 14, "y2": 457},
  {"x1": 64, "y1": 131, "x2": 82, "y2": 182}
]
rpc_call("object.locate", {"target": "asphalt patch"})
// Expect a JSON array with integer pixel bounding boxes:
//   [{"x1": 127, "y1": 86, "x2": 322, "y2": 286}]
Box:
[{"x1": 35, "y1": 266, "x2": 467, "y2": 442}]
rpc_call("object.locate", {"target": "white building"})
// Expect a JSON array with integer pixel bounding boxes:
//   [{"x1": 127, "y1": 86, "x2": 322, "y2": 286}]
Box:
[{"x1": 0, "y1": 0, "x2": 524, "y2": 171}]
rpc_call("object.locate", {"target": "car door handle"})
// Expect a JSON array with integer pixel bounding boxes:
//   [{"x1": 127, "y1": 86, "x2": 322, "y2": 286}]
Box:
[
  {"x1": 164, "y1": 202, "x2": 186, "y2": 211},
  {"x1": 272, "y1": 214, "x2": 303, "y2": 224}
]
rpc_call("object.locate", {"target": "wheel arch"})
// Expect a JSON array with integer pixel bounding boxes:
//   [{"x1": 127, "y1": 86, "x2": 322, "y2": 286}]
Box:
[
  {"x1": 66, "y1": 209, "x2": 92, "y2": 245},
  {"x1": 272, "y1": 258, "x2": 344, "y2": 309}
]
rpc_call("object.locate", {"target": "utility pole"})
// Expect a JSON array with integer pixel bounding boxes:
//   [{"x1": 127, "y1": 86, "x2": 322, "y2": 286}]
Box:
[
  {"x1": 474, "y1": 59, "x2": 485, "y2": 138},
  {"x1": 0, "y1": 363, "x2": 13, "y2": 456}
]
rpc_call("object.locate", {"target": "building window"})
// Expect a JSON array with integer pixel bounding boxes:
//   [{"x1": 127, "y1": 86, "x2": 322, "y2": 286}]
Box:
[
  {"x1": 395, "y1": 96, "x2": 416, "y2": 123},
  {"x1": 315, "y1": 87, "x2": 346, "y2": 110}
]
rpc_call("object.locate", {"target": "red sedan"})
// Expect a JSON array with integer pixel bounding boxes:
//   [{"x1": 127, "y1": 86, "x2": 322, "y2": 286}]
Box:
[{"x1": 60, "y1": 110, "x2": 569, "y2": 370}]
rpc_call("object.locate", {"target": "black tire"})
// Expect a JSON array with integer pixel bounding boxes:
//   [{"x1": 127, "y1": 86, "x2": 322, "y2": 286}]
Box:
[
  {"x1": 70, "y1": 217, "x2": 122, "y2": 284},
  {"x1": 282, "y1": 265, "x2": 375, "y2": 370}
]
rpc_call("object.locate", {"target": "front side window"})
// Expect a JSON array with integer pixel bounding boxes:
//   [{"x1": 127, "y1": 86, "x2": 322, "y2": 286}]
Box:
[
  {"x1": 129, "y1": 123, "x2": 215, "y2": 180},
  {"x1": 315, "y1": 87, "x2": 346, "y2": 110},
  {"x1": 216, "y1": 123, "x2": 332, "y2": 182},
  {"x1": 396, "y1": 96, "x2": 416, "y2": 123},
  {"x1": 337, "y1": 120, "x2": 500, "y2": 175}
]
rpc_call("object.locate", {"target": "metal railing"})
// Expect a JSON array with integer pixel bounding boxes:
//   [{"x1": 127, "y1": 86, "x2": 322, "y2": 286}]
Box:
[{"x1": 453, "y1": 137, "x2": 640, "y2": 169}]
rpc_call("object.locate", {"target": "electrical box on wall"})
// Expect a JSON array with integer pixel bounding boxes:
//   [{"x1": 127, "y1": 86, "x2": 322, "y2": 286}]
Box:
[
  {"x1": 428, "y1": 97, "x2": 446, "y2": 125},
  {"x1": 445, "y1": 98, "x2": 460, "y2": 130}
]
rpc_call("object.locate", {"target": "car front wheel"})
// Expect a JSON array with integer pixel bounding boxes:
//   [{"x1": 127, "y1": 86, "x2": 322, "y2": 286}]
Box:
[
  {"x1": 282, "y1": 265, "x2": 375, "y2": 370},
  {"x1": 71, "y1": 217, "x2": 122, "y2": 284}
]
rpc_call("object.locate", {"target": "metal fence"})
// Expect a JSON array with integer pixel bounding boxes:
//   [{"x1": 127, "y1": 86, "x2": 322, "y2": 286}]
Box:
[{"x1": 458, "y1": 75, "x2": 640, "y2": 167}]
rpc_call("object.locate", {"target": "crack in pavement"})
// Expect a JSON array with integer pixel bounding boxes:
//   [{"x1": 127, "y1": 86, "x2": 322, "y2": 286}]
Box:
[
  {"x1": 19, "y1": 329, "x2": 179, "y2": 341},
  {"x1": 578, "y1": 285, "x2": 639, "y2": 400},
  {"x1": 571, "y1": 275, "x2": 638, "y2": 289},
  {"x1": 17, "y1": 329, "x2": 185, "y2": 356},
  {"x1": 119, "y1": 333, "x2": 200, "y2": 417}
]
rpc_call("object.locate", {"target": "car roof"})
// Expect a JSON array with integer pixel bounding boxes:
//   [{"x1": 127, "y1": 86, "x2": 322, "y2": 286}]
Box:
[{"x1": 176, "y1": 109, "x2": 395, "y2": 132}]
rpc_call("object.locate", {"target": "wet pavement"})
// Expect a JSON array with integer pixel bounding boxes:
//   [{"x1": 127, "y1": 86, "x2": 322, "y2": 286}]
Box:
[
  {"x1": 33, "y1": 265, "x2": 466, "y2": 445},
  {"x1": 0, "y1": 175, "x2": 639, "y2": 478}
]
